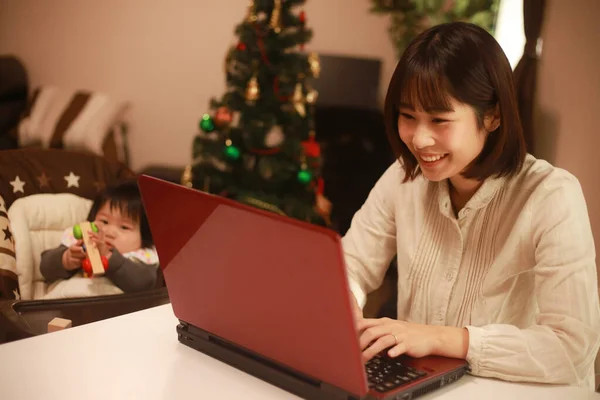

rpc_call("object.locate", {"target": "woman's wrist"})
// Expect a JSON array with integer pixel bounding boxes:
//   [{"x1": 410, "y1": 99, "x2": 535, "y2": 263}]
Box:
[{"x1": 433, "y1": 326, "x2": 469, "y2": 359}]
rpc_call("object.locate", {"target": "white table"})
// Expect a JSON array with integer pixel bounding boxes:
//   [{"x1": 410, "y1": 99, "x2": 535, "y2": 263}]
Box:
[{"x1": 0, "y1": 304, "x2": 598, "y2": 400}]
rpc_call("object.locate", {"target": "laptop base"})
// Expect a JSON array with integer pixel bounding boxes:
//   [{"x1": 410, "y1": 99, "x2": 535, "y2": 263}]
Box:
[{"x1": 176, "y1": 321, "x2": 468, "y2": 400}]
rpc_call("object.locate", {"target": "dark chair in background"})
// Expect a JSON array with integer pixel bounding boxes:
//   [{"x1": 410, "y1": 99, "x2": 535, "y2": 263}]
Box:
[
  {"x1": 0, "y1": 55, "x2": 28, "y2": 150},
  {"x1": 312, "y1": 54, "x2": 397, "y2": 318}
]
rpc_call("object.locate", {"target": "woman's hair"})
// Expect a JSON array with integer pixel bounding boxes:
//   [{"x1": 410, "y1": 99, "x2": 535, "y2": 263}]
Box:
[
  {"x1": 384, "y1": 22, "x2": 527, "y2": 182},
  {"x1": 87, "y1": 179, "x2": 153, "y2": 248}
]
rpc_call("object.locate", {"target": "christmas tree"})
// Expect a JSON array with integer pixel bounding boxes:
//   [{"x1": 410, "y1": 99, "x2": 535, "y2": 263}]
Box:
[{"x1": 184, "y1": 0, "x2": 330, "y2": 226}]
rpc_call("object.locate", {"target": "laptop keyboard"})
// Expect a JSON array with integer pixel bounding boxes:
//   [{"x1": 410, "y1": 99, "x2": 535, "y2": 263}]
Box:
[{"x1": 365, "y1": 354, "x2": 428, "y2": 393}]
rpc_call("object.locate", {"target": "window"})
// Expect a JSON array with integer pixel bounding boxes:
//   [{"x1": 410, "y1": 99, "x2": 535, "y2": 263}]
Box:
[{"x1": 494, "y1": 0, "x2": 526, "y2": 69}]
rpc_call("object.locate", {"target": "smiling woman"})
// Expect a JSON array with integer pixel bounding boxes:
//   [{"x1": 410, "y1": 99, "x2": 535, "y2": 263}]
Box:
[{"x1": 343, "y1": 21, "x2": 600, "y2": 391}]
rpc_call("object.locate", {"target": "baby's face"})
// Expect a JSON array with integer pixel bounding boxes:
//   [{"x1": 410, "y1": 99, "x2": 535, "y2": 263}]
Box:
[{"x1": 94, "y1": 203, "x2": 142, "y2": 254}]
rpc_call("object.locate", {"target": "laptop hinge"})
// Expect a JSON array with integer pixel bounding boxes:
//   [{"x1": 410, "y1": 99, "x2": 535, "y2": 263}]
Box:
[
  {"x1": 321, "y1": 382, "x2": 361, "y2": 400},
  {"x1": 177, "y1": 321, "x2": 360, "y2": 400}
]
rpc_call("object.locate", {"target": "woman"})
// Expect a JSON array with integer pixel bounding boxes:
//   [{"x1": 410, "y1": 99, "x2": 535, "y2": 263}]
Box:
[{"x1": 344, "y1": 22, "x2": 600, "y2": 389}]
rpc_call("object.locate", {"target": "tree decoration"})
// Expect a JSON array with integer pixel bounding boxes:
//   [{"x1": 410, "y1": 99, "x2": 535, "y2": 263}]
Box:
[
  {"x1": 308, "y1": 53, "x2": 320, "y2": 78},
  {"x1": 292, "y1": 82, "x2": 306, "y2": 117},
  {"x1": 269, "y1": 0, "x2": 283, "y2": 33},
  {"x1": 224, "y1": 139, "x2": 241, "y2": 161},
  {"x1": 199, "y1": 114, "x2": 215, "y2": 133},
  {"x1": 214, "y1": 106, "x2": 233, "y2": 128},
  {"x1": 246, "y1": 73, "x2": 260, "y2": 102}
]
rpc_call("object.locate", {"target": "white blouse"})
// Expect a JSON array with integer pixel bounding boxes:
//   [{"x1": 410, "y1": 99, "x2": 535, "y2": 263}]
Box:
[{"x1": 343, "y1": 154, "x2": 600, "y2": 389}]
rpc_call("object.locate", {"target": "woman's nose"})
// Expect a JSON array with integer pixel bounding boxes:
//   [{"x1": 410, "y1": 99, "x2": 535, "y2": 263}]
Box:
[{"x1": 412, "y1": 125, "x2": 435, "y2": 150}]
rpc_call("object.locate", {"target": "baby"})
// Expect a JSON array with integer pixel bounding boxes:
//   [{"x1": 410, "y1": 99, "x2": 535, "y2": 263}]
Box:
[{"x1": 40, "y1": 179, "x2": 160, "y2": 298}]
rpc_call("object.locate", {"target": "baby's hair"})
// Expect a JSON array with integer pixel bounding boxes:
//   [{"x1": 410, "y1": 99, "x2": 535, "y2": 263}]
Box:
[{"x1": 87, "y1": 179, "x2": 154, "y2": 248}]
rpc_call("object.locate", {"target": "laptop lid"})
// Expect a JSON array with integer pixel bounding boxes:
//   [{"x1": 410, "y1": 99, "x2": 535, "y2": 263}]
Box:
[{"x1": 138, "y1": 175, "x2": 369, "y2": 397}]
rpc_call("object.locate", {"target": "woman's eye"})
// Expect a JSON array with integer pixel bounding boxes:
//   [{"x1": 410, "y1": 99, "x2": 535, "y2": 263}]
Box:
[
  {"x1": 400, "y1": 113, "x2": 415, "y2": 120},
  {"x1": 432, "y1": 118, "x2": 448, "y2": 124},
  {"x1": 99, "y1": 220, "x2": 108, "y2": 224},
  {"x1": 121, "y1": 226, "x2": 131, "y2": 230}
]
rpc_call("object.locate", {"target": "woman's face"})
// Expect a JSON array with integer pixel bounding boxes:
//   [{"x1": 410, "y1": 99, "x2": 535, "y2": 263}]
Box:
[{"x1": 398, "y1": 96, "x2": 492, "y2": 187}]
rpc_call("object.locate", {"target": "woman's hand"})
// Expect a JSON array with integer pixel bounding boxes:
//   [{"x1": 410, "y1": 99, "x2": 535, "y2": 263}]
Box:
[
  {"x1": 62, "y1": 240, "x2": 86, "y2": 270},
  {"x1": 357, "y1": 318, "x2": 469, "y2": 362}
]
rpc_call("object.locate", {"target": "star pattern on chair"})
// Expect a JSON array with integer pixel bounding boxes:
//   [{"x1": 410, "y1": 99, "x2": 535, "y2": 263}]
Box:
[
  {"x1": 3, "y1": 226, "x2": 14, "y2": 245},
  {"x1": 9, "y1": 176, "x2": 25, "y2": 194},
  {"x1": 37, "y1": 172, "x2": 51, "y2": 188},
  {"x1": 94, "y1": 181, "x2": 106, "y2": 193},
  {"x1": 64, "y1": 172, "x2": 81, "y2": 188}
]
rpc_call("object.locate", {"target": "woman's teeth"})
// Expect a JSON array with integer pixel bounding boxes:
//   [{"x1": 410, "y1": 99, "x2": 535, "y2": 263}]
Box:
[{"x1": 420, "y1": 154, "x2": 447, "y2": 162}]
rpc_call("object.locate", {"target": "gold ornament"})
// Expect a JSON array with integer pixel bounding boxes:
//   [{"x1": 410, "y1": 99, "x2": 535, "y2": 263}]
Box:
[
  {"x1": 292, "y1": 82, "x2": 306, "y2": 117},
  {"x1": 315, "y1": 193, "x2": 332, "y2": 226},
  {"x1": 246, "y1": 73, "x2": 260, "y2": 102},
  {"x1": 308, "y1": 53, "x2": 321, "y2": 78},
  {"x1": 181, "y1": 165, "x2": 193, "y2": 188},
  {"x1": 305, "y1": 89, "x2": 318, "y2": 105},
  {"x1": 246, "y1": 0, "x2": 258, "y2": 23},
  {"x1": 269, "y1": 0, "x2": 282, "y2": 33}
]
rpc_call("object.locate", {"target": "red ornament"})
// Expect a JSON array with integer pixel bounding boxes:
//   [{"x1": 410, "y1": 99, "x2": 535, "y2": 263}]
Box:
[
  {"x1": 236, "y1": 42, "x2": 246, "y2": 51},
  {"x1": 299, "y1": 11, "x2": 306, "y2": 50},
  {"x1": 317, "y1": 177, "x2": 325, "y2": 195},
  {"x1": 215, "y1": 106, "x2": 233, "y2": 127},
  {"x1": 302, "y1": 136, "x2": 320, "y2": 158}
]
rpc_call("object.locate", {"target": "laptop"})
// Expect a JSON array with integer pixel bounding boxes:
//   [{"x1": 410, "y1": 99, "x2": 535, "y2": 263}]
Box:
[{"x1": 138, "y1": 175, "x2": 469, "y2": 400}]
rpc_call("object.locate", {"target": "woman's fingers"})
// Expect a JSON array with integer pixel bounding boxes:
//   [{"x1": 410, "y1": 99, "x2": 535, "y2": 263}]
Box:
[
  {"x1": 361, "y1": 334, "x2": 397, "y2": 362},
  {"x1": 359, "y1": 324, "x2": 395, "y2": 350},
  {"x1": 357, "y1": 317, "x2": 391, "y2": 332},
  {"x1": 387, "y1": 341, "x2": 408, "y2": 358}
]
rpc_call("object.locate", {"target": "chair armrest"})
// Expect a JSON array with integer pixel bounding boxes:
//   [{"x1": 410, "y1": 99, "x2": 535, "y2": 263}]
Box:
[
  {"x1": 0, "y1": 271, "x2": 18, "y2": 300},
  {"x1": 0, "y1": 299, "x2": 37, "y2": 342}
]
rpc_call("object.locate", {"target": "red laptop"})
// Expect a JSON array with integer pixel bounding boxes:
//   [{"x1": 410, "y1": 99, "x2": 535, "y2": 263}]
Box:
[{"x1": 138, "y1": 175, "x2": 468, "y2": 399}]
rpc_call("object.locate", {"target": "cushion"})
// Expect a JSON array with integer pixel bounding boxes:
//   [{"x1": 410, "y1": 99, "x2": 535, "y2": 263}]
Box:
[
  {"x1": 8, "y1": 193, "x2": 92, "y2": 299},
  {"x1": 0, "y1": 194, "x2": 18, "y2": 299},
  {"x1": 9, "y1": 193, "x2": 125, "y2": 300},
  {"x1": 17, "y1": 86, "x2": 129, "y2": 162}
]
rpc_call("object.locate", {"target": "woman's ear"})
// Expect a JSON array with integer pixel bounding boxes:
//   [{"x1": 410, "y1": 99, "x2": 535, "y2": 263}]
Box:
[{"x1": 483, "y1": 103, "x2": 501, "y2": 133}]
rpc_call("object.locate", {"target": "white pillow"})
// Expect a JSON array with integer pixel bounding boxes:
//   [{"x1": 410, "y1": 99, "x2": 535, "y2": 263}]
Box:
[{"x1": 18, "y1": 86, "x2": 128, "y2": 159}]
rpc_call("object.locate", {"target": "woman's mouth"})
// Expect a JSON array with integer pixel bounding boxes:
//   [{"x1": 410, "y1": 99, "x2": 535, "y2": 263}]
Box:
[{"x1": 419, "y1": 153, "x2": 448, "y2": 166}]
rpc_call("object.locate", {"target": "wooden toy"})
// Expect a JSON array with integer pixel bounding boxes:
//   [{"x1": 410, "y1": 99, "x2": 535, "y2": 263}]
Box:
[
  {"x1": 48, "y1": 317, "x2": 72, "y2": 333},
  {"x1": 73, "y1": 222, "x2": 108, "y2": 277}
]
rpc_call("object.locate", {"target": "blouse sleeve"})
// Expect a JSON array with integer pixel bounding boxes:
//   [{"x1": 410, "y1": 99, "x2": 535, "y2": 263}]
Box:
[
  {"x1": 465, "y1": 172, "x2": 600, "y2": 387},
  {"x1": 341, "y1": 162, "x2": 401, "y2": 308}
]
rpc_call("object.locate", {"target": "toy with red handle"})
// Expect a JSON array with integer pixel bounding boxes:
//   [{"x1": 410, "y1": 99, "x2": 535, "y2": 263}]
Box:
[{"x1": 73, "y1": 222, "x2": 108, "y2": 277}]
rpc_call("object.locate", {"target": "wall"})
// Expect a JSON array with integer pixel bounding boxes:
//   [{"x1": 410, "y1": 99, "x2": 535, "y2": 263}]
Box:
[
  {"x1": 536, "y1": 0, "x2": 600, "y2": 265},
  {"x1": 0, "y1": 0, "x2": 396, "y2": 171}
]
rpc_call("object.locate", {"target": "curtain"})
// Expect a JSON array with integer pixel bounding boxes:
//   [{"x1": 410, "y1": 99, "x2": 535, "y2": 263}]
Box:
[{"x1": 513, "y1": 0, "x2": 547, "y2": 155}]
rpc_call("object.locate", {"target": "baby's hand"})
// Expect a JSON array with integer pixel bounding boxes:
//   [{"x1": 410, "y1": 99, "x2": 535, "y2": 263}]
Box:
[
  {"x1": 62, "y1": 240, "x2": 86, "y2": 271},
  {"x1": 88, "y1": 230, "x2": 111, "y2": 258}
]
